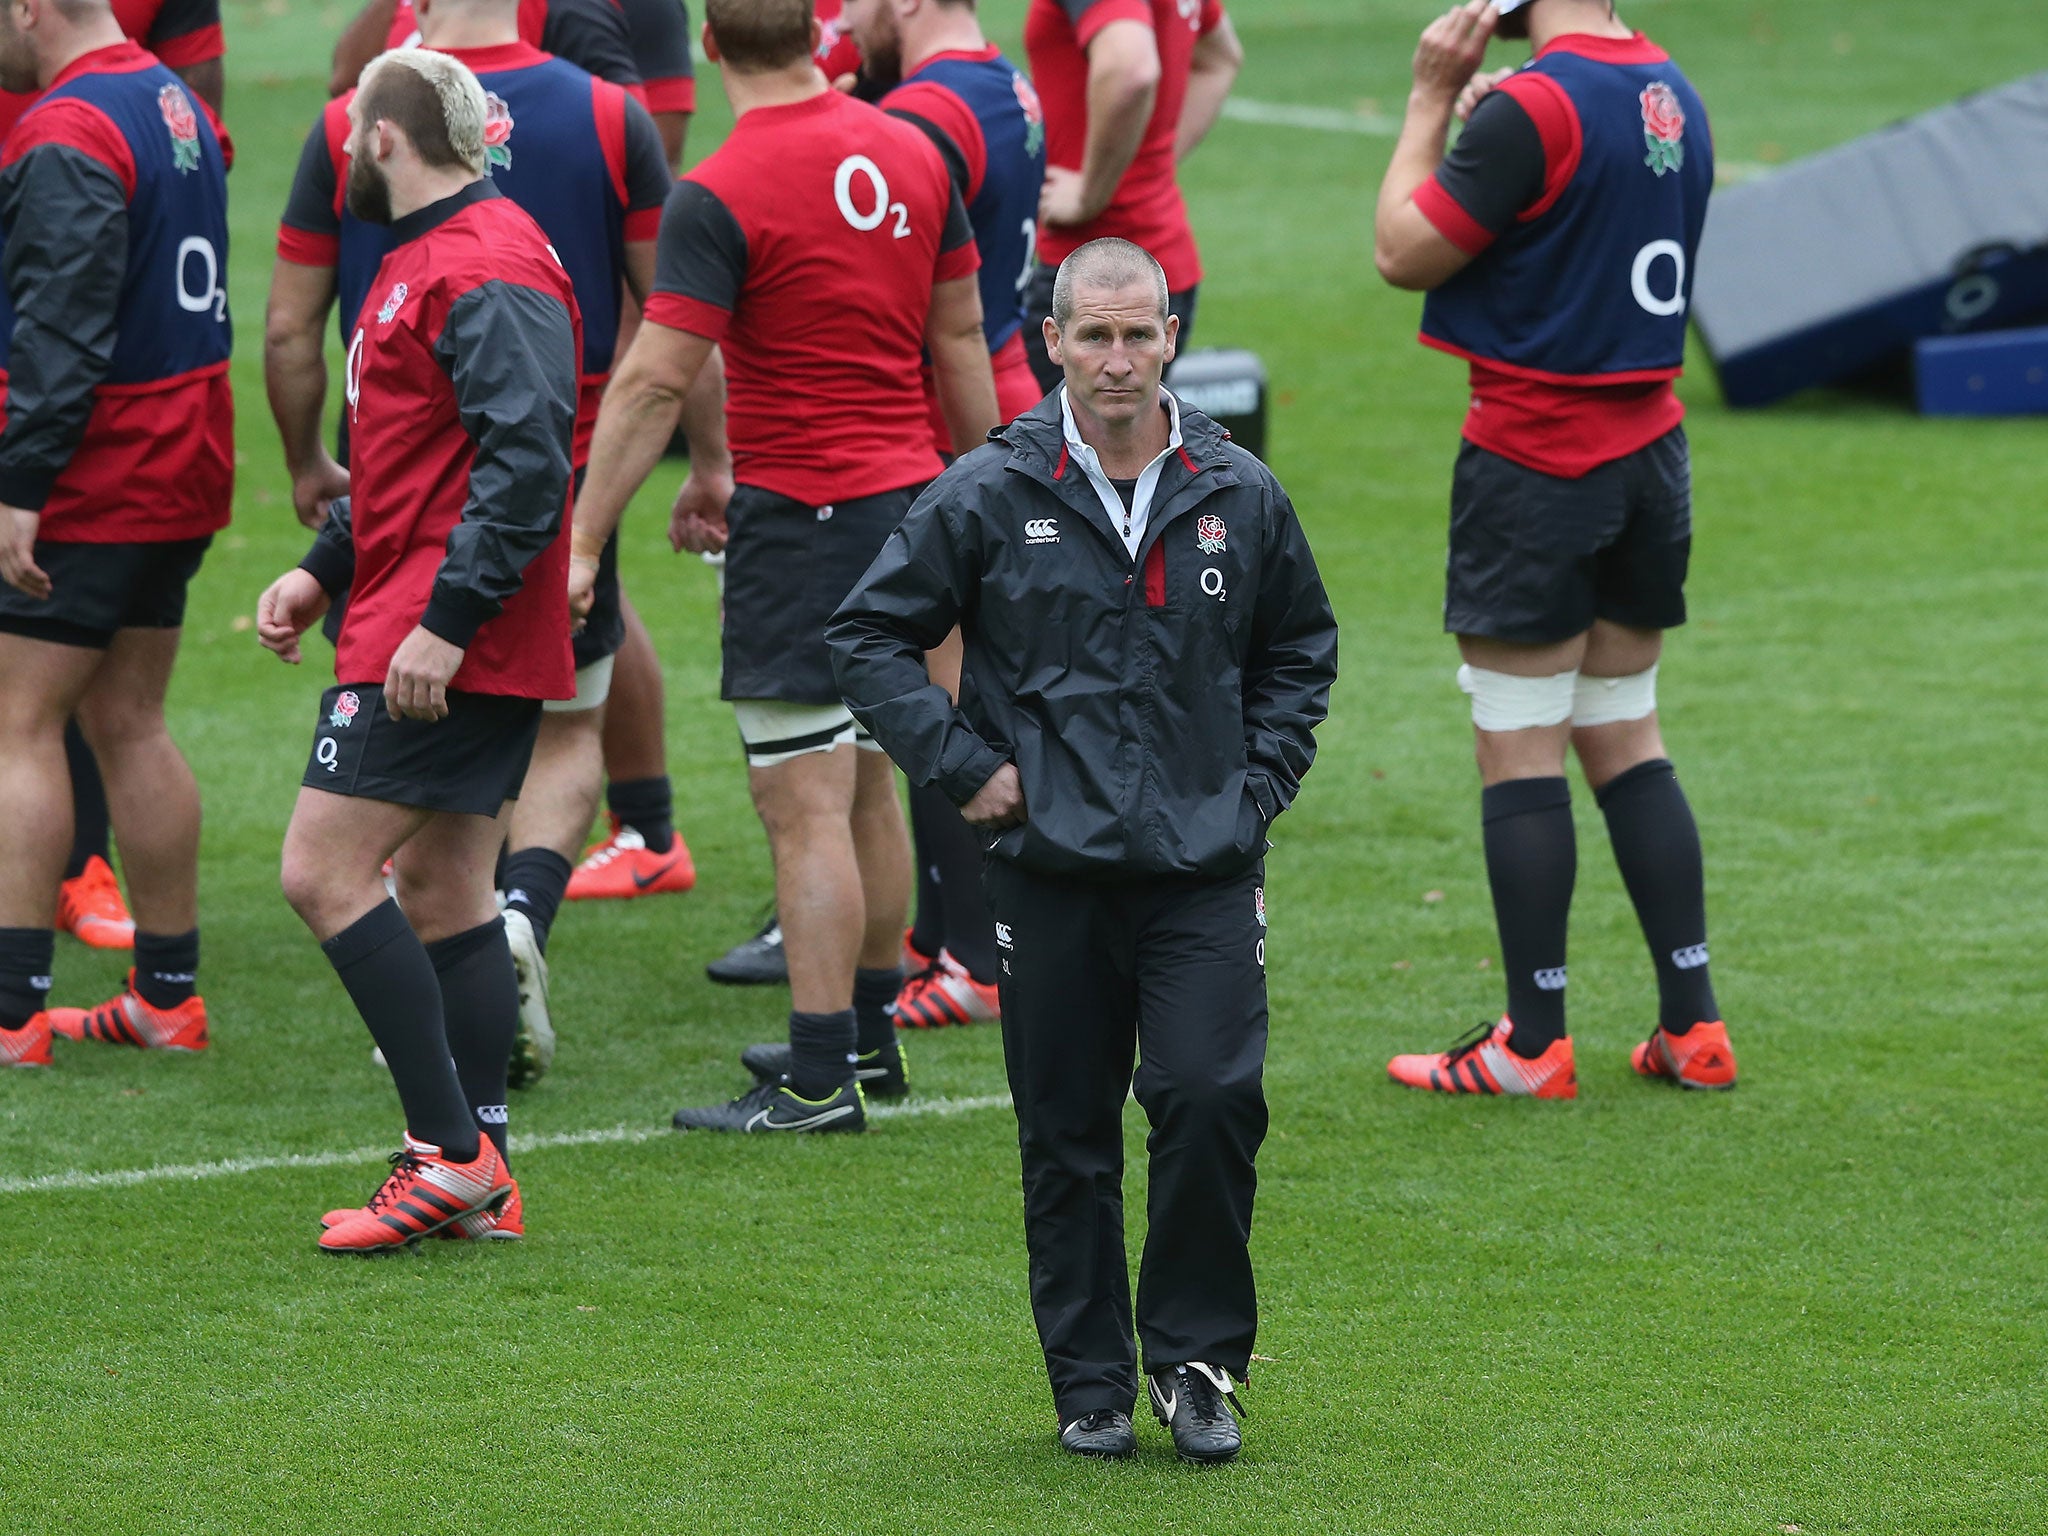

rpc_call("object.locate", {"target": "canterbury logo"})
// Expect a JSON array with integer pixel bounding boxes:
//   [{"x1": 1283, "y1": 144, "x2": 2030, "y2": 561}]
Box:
[
  {"x1": 1672, "y1": 944, "x2": 1710, "y2": 970},
  {"x1": 476, "y1": 1105, "x2": 508, "y2": 1125},
  {"x1": 1534, "y1": 967, "x2": 1568, "y2": 992},
  {"x1": 1024, "y1": 519, "x2": 1058, "y2": 544},
  {"x1": 994, "y1": 923, "x2": 1013, "y2": 949}
]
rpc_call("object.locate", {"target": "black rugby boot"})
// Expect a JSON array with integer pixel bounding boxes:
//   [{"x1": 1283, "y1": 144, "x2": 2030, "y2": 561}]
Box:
[
  {"x1": 1059, "y1": 1409, "x2": 1137, "y2": 1460},
  {"x1": 1148, "y1": 1362, "x2": 1245, "y2": 1465},
  {"x1": 671, "y1": 1076, "x2": 864, "y2": 1133}
]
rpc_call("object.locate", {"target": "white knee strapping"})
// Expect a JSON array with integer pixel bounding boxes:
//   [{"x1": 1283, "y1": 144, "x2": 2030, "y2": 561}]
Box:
[
  {"x1": 1456, "y1": 664, "x2": 1577, "y2": 732},
  {"x1": 1572, "y1": 664, "x2": 1658, "y2": 727}
]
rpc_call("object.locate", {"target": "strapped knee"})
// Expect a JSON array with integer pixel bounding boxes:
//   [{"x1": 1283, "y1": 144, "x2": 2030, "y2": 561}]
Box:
[
  {"x1": 1572, "y1": 664, "x2": 1659, "y2": 728},
  {"x1": 1456, "y1": 664, "x2": 1576, "y2": 732}
]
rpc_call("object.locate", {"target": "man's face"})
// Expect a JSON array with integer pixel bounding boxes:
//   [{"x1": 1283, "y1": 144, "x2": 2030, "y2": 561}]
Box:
[
  {"x1": 0, "y1": 2, "x2": 39, "y2": 96},
  {"x1": 840, "y1": 0, "x2": 901, "y2": 84},
  {"x1": 1046, "y1": 279, "x2": 1178, "y2": 428},
  {"x1": 344, "y1": 107, "x2": 395, "y2": 224}
]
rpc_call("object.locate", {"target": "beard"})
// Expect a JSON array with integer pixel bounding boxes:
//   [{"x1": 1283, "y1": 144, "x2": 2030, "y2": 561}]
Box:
[
  {"x1": 345, "y1": 153, "x2": 394, "y2": 225},
  {"x1": 856, "y1": 27, "x2": 901, "y2": 91},
  {"x1": 1495, "y1": 8, "x2": 1530, "y2": 40},
  {"x1": 0, "y1": 31, "x2": 36, "y2": 95}
]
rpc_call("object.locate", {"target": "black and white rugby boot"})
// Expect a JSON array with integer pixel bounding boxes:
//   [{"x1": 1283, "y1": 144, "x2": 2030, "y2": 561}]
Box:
[
  {"x1": 739, "y1": 1037, "x2": 908, "y2": 1098},
  {"x1": 1059, "y1": 1409, "x2": 1137, "y2": 1460},
  {"x1": 705, "y1": 911, "x2": 789, "y2": 986},
  {"x1": 671, "y1": 1076, "x2": 865, "y2": 1133},
  {"x1": 1148, "y1": 1362, "x2": 1245, "y2": 1465}
]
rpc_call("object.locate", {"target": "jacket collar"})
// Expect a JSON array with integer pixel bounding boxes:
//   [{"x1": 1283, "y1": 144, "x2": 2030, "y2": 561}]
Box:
[{"x1": 388, "y1": 176, "x2": 499, "y2": 247}]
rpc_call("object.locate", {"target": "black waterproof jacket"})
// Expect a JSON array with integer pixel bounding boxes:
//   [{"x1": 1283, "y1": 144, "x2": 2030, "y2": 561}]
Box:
[{"x1": 828, "y1": 393, "x2": 1338, "y2": 880}]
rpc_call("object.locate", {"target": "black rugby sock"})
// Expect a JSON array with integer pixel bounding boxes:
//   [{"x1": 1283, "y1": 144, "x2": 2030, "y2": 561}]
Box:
[
  {"x1": 788, "y1": 1008, "x2": 856, "y2": 1100},
  {"x1": 0, "y1": 927, "x2": 54, "y2": 1029},
  {"x1": 321, "y1": 901, "x2": 479, "y2": 1160},
  {"x1": 425, "y1": 917, "x2": 519, "y2": 1164},
  {"x1": 918, "y1": 783, "x2": 998, "y2": 983},
  {"x1": 133, "y1": 929, "x2": 198, "y2": 1009},
  {"x1": 606, "y1": 775, "x2": 674, "y2": 855},
  {"x1": 1481, "y1": 777, "x2": 1576, "y2": 1057},
  {"x1": 906, "y1": 782, "x2": 947, "y2": 964},
  {"x1": 854, "y1": 966, "x2": 902, "y2": 1056},
  {"x1": 501, "y1": 847, "x2": 573, "y2": 954},
  {"x1": 64, "y1": 720, "x2": 110, "y2": 880},
  {"x1": 1596, "y1": 758, "x2": 1719, "y2": 1035}
]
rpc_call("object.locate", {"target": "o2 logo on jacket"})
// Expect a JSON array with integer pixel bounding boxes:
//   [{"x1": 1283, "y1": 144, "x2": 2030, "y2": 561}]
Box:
[
  {"x1": 158, "y1": 84, "x2": 201, "y2": 174},
  {"x1": 1195, "y1": 514, "x2": 1227, "y2": 554},
  {"x1": 345, "y1": 327, "x2": 365, "y2": 420}
]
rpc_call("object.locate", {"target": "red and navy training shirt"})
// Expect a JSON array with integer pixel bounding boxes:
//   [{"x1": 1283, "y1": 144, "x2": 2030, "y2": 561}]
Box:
[
  {"x1": 1025, "y1": 0, "x2": 1225, "y2": 292},
  {"x1": 0, "y1": 0, "x2": 225, "y2": 145},
  {"x1": 0, "y1": 43, "x2": 231, "y2": 542},
  {"x1": 646, "y1": 88, "x2": 978, "y2": 506},
  {"x1": 384, "y1": 0, "x2": 647, "y2": 102},
  {"x1": 338, "y1": 182, "x2": 580, "y2": 700}
]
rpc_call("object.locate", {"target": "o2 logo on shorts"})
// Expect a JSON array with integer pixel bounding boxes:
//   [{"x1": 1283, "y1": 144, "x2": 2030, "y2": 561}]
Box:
[
  {"x1": 315, "y1": 737, "x2": 341, "y2": 774},
  {"x1": 329, "y1": 690, "x2": 362, "y2": 729}
]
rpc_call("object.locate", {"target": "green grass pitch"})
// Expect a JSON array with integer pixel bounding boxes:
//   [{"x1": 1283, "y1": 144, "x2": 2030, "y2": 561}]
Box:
[{"x1": 3, "y1": 1, "x2": 2046, "y2": 1529}]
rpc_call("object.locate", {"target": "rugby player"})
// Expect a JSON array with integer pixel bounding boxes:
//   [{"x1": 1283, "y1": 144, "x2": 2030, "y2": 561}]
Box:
[
  {"x1": 0, "y1": 0, "x2": 226, "y2": 956},
  {"x1": 1374, "y1": 0, "x2": 1736, "y2": 1095},
  {"x1": 0, "y1": 0, "x2": 230, "y2": 1067},
  {"x1": 268, "y1": 0, "x2": 717, "y2": 1086},
  {"x1": 1022, "y1": 0, "x2": 1240, "y2": 392},
  {"x1": 259, "y1": 50, "x2": 580, "y2": 1247},
  {"x1": 571, "y1": 0, "x2": 998, "y2": 1132}
]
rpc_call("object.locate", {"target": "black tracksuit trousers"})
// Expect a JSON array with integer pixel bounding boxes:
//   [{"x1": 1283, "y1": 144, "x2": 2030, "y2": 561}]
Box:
[{"x1": 983, "y1": 857, "x2": 1269, "y2": 1422}]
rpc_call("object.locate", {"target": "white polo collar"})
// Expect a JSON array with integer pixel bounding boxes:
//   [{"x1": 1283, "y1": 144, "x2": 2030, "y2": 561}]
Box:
[{"x1": 1059, "y1": 386, "x2": 1184, "y2": 559}]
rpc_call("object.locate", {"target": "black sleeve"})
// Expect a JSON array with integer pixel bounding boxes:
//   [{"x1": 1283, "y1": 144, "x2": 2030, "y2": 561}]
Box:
[
  {"x1": 829, "y1": 476, "x2": 1012, "y2": 809},
  {"x1": 147, "y1": 0, "x2": 221, "y2": 47},
  {"x1": 616, "y1": 0, "x2": 693, "y2": 85},
  {"x1": 299, "y1": 496, "x2": 357, "y2": 596},
  {"x1": 541, "y1": 0, "x2": 642, "y2": 88},
  {"x1": 1241, "y1": 478, "x2": 1338, "y2": 822},
  {"x1": 0, "y1": 145, "x2": 128, "y2": 512},
  {"x1": 888, "y1": 107, "x2": 970, "y2": 198},
  {"x1": 1432, "y1": 88, "x2": 1547, "y2": 236},
  {"x1": 940, "y1": 181, "x2": 974, "y2": 257},
  {"x1": 280, "y1": 117, "x2": 340, "y2": 239},
  {"x1": 652, "y1": 179, "x2": 747, "y2": 311},
  {"x1": 420, "y1": 280, "x2": 579, "y2": 648},
  {"x1": 621, "y1": 95, "x2": 673, "y2": 214}
]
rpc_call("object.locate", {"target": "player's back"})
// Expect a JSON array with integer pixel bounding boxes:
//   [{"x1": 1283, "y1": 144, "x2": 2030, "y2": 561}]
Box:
[{"x1": 654, "y1": 89, "x2": 974, "y2": 504}]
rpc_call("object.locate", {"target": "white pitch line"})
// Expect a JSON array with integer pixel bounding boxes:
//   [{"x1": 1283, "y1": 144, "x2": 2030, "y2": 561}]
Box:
[
  {"x1": 0, "y1": 1092, "x2": 1014, "y2": 1198},
  {"x1": 1222, "y1": 97, "x2": 1399, "y2": 136}
]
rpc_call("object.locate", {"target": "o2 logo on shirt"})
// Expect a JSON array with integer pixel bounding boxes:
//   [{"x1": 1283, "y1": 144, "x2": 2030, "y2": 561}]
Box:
[
  {"x1": 1631, "y1": 240, "x2": 1687, "y2": 318},
  {"x1": 1176, "y1": 0, "x2": 1202, "y2": 30},
  {"x1": 834, "y1": 155, "x2": 911, "y2": 240},
  {"x1": 173, "y1": 236, "x2": 226, "y2": 321}
]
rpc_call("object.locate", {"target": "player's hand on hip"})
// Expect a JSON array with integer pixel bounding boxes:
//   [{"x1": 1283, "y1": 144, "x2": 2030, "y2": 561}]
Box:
[
  {"x1": 291, "y1": 456, "x2": 350, "y2": 531},
  {"x1": 0, "y1": 505, "x2": 50, "y2": 600},
  {"x1": 384, "y1": 624, "x2": 463, "y2": 721},
  {"x1": 1413, "y1": 0, "x2": 1496, "y2": 103},
  {"x1": 669, "y1": 470, "x2": 733, "y2": 554},
  {"x1": 567, "y1": 555, "x2": 599, "y2": 631},
  {"x1": 1039, "y1": 166, "x2": 1095, "y2": 229},
  {"x1": 1456, "y1": 66, "x2": 1514, "y2": 122},
  {"x1": 961, "y1": 762, "x2": 1027, "y2": 831},
  {"x1": 256, "y1": 568, "x2": 331, "y2": 665}
]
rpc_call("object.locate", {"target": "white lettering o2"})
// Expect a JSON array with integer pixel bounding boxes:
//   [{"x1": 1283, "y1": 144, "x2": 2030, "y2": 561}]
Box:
[
  {"x1": 175, "y1": 236, "x2": 226, "y2": 321},
  {"x1": 1631, "y1": 239, "x2": 1687, "y2": 318},
  {"x1": 834, "y1": 154, "x2": 911, "y2": 239}
]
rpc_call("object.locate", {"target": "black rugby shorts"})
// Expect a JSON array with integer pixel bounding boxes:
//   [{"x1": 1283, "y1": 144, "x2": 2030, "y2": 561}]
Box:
[
  {"x1": 301, "y1": 683, "x2": 541, "y2": 817},
  {"x1": 0, "y1": 536, "x2": 212, "y2": 648}
]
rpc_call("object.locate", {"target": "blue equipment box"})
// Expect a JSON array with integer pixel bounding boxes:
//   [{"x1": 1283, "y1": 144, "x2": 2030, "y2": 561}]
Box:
[{"x1": 1914, "y1": 324, "x2": 2048, "y2": 415}]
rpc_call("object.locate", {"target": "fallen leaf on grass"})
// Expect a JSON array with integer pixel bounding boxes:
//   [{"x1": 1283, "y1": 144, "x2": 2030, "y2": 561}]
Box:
[{"x1": 1422, "y1": 890, "x2": 1444, "y2": 904}]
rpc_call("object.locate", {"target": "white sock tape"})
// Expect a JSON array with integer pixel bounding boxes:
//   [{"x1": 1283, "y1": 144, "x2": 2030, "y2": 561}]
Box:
[
  {"x1": 1456, "y1": 664, "x2": 1576, "y2": 732},
  {"x1": 1571, "y1": 664, "x2": 1659, "y2": 727}
]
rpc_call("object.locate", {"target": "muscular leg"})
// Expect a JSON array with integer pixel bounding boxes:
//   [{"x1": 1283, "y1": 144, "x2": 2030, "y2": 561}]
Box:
[
  {"x1": 503, "y1": 703, "x2": 605, "y2": 951},
  {"x1": 601, "y1": 595, "x2": 676, "y2": 851},
  {"x1": 1457, "y1": 631, "x2": 1586, "y2": 1055},
  {"x1": 851, "y1": 746, "x2": 911, "y2": 1055},
  {"x1": 1573, "y1": 622, "x2": 1721, "y2": 1034},
  {"x1": 63, "y1": 719, "x2": 111, "y2": 881}
]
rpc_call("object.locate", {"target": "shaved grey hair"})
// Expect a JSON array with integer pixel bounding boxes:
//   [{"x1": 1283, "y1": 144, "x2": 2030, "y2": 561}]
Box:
[{"x1": 1050, "y1": 238, "x2": 1170, "y2": 330}]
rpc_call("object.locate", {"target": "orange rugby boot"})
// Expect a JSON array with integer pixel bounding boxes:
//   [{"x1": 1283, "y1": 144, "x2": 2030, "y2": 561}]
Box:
[
  {"x1": 47, "y1": 973, "x2": 208, "y2": 1052},
  {"x1": 891, "y1": 950, "x2": 1000, "y2": 1029},
  {"x1": 1632, "y1": 1021, "x2": 1738, "y2": 1090},
  {"x1": 563, "y1": 816, "x2": 696, "y2": 900},
  {"x1": 55, "y1": 855, "x2": 134, "y2": 950},
  {"x1": 1, "y1": 1013, "x2": 53, "y2": 1068},
  {"x1": 326, "y1": 1176, "x2": 525, "y2": 1241},
  {"x1": 1387, "y1": 1017, "x2": 1577, "y2": 1100},
  {"x1": 902, "y1": 926, "x2": 937, "y2": 978},
  {"x1": 318, "y1": 1135, "x2": 511, "y2": 1254}
]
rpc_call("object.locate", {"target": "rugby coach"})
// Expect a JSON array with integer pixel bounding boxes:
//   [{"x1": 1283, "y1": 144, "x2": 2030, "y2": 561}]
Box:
[{"x1": 829, "y1": 237, "x2": 1336, "y2": 1465}]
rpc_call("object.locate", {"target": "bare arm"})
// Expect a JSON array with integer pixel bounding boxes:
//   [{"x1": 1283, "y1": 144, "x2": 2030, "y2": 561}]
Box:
[
  {"x1": 330, "y1": 0, "x2": 397, "y2": 96},
  {"x1": 1373, "y1": 0, "x2": 1493, "y2": 291},
  {"x1": 653, "y1": 111, "x2": 687, "y2": 170},
  {"x1": 623, "y1": 239, "x2": 657, "y2": 307},
  {"x1": 1041, "y1": 19, "x2": 1159, "y2": 228},
  {"x1": 1175, "y1": 13, "x2": 1242, "y2": 163},
  {"x1": 173, "y1": 58, "x2": 223, "y2": 117},
  {"x1": 926, "y1": 274, "x2": 999, "y2": 458},
  {"x1": 264, "y1": 257, "x2": 348, "y2": 529},
  {"x1": 572, "y1": 320, "x2": 716, "y2": 564}
]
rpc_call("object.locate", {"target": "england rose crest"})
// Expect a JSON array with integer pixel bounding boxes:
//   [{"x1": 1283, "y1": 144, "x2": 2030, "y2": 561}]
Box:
[
  {"x1": 482, "y1": 92, "x2": 514, "y2": 171},
  {"x1": 1254, "y1": 887, "x2": 1267, "y2": 928},
  {"x1": 1640, "y1": 81, "x2": 1686, "y2": 177},
  {"x1": 1012, "y1": 70, "x2": 1044, "y2": 159},
  {"x1": 159, "y1": 83, "x2": 200, "y2": 174},
  {"x1": 1195, "y1": 514, "x2": 1227, "y2": 554},
  {"x1": 329, "y1": 691, "x2": 362, "y2": 729}
]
